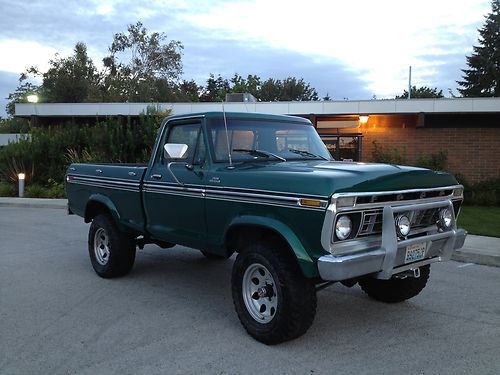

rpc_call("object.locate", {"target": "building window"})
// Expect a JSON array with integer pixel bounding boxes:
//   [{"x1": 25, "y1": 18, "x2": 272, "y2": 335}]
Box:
[{"x1": 320, "y1": 135, "x2": 363, "y2": 161}]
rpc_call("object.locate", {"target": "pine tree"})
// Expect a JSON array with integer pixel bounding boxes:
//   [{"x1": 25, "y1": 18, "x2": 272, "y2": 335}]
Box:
[{"x1": 457, "y1": 0, "x2": 500, "y2": 97}]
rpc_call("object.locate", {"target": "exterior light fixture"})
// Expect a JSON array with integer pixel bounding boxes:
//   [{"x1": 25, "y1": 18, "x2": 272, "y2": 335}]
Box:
[
  {"x1": 27, "y1": 94, "x2": 39, "y2": 103},
  {"x1": 18, "y1": 173, "x2": 25, "y2": 198},
  {"x1": 359, "y1": 115, "x2": 369, "y2": 125}
]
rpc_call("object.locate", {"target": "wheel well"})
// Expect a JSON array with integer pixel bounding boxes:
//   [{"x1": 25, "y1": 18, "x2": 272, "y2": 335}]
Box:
[
  {"x1": 225, "y1": 225, "x2": 296, "y2": 260},
  {"x1": 85, "y1": 201, "x2": 111, "y2": 223}
]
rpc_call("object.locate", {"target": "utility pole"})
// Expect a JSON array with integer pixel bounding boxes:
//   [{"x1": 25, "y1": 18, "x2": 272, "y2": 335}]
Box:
[{"x1": 408, "y1": 66, "x2": 412, "y2": 99}]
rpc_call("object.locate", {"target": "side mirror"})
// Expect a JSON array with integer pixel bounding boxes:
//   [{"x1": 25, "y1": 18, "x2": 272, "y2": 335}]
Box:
[{"x1": 164, "y1": 143, "x2": 188, "y2": 160}]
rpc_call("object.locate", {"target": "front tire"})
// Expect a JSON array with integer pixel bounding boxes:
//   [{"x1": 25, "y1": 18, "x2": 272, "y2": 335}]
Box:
[
  {"x1": 88, "y1": 214, "x2": 136, "y2": 278},
  {"x1": 231, "y1": 241, "x2": 317, "y2": 344},
  {"x1": 358, "y1": 265, "x2": 430, "y2": 303}
]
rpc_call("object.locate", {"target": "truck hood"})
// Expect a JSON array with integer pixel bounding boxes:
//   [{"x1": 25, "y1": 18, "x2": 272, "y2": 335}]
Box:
[{"x1": 215, "y1": 160, "x2": 458, "y2": 198}]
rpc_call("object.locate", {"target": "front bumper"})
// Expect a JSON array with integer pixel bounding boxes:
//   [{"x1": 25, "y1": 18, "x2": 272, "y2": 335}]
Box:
[{"x1": 317, "y1": 200, "x2": 467, "y2": 281}]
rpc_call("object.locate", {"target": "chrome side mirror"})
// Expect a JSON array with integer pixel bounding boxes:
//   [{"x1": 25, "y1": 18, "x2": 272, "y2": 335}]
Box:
[
  {"x1": 163, "y1": 143, "x2": 189, "y2": 186},
  {"x1": 164, "y1": 143, "x2": 188, "y2": 160}
]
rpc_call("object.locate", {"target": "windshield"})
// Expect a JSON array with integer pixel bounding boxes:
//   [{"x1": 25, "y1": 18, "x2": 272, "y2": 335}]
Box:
[{"x1": 207, "y1": 117, "x2": 332, "y2": 162}]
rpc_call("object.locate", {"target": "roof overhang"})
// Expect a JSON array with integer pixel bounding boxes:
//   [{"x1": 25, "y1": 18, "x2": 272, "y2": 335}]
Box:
[{"x1": 14, "y1": 97, "x2": 500, "y2": 118}]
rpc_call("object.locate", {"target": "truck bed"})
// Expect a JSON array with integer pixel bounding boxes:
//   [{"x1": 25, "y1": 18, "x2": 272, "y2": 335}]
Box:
[{"x1": 66, "y1": 163, "x2": 148, "y2": 234}]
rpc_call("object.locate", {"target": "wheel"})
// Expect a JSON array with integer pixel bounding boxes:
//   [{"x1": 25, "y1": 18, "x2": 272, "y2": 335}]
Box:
[
  {"x1": 231, "y1": 241, "x2": 317, "y2": 344},
  {"x1": 200, "y1": 250, "x2": 228, "y2": 260},
  {"x1": 88, "y1": 214, "x2": 136, "y2": 278},
  {"x1": 358, "y1": 265, "x2": 431, "y2": 303}
]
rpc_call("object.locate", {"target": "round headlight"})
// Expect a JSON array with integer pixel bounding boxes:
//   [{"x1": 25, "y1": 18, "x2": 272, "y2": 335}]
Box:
[
  {"x1": 335, "y1": 215, "x2": 352, "y2": 240},
  {"x1": 438, "y1": 208, "x2": 453, "y2": 229},
  {"x1": 396, "y1": 214, "x2": 411, "y2": 237}
]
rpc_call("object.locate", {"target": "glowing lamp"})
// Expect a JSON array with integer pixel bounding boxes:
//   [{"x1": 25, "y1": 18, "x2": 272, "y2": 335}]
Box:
[
  {"x1": 27, "y1": 95, "x2": 38, "y2": 103},
  {"x1": 359, "y1": 115, "x2": 369, "y2": 124}
]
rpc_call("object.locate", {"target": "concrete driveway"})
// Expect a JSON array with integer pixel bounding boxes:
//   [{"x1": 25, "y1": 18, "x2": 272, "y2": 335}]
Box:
[{"x1": 1, "y1": 207, "x2": 499, "y2": 375}]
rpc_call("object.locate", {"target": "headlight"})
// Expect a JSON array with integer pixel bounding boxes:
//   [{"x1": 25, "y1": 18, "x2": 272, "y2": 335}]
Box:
[
  {"x1": 438, "y1": 208, "x2": 453, "y2": 230},
  {"x1": 335, "y1": 215, "x2": 352, "y2": 240},
  {"x1": 395, "y1": 214, "x2": 411, "y2": 237}
]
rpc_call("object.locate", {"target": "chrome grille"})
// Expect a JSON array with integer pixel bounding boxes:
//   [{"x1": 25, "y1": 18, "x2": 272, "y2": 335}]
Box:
[{"x1": 356, "y1": 207, "x2": 444, "y2": 238}]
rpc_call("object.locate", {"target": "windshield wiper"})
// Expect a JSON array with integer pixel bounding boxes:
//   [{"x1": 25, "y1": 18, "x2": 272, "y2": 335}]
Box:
[
  {"x1": 288, "y1": 149, "x2": 329, "y2": 160},
  {"x1": 233, "y1": 149, "x2": 286, "y2": 162}
]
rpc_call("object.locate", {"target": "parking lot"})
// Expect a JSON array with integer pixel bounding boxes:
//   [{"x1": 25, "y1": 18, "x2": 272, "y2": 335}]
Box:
[{"x1": 1, "y1": 206, "x2": 500, "y2": 375}]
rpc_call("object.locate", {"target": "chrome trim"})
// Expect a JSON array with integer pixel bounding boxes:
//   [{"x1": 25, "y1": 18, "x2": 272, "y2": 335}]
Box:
[
  {"x1": 142, "y1": 183, "x2": 328, "y2": 210},
  {"x1": 206, "y1": 184, "x2": 329, "y2": 200},
  {"x1": 149, "y1": 114, "x2": 206, "y2": 166},
  {"x1": 317, "y1": 228, "x2": 467, "y2": 281},
  {"x1": 333, "y1": 185, "x2": 463, "y2": 211},
  {"x1": 321, "y1": 185, "x2": 464, "y2": 253}
]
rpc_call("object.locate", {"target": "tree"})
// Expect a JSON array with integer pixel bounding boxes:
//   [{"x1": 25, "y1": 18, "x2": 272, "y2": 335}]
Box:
[
  {"x1": 259, "y1": 77, "x2": 318, "y2": 101},
  {"x1": 41, "y1": 42, "x2": 101, "y2": 102},
  {"x1": 229, "y1": 74, "x2": 261, "y2": 97},
  {"x1": 102, "y1": 21, "x2": 184, "y2": 101},
  {"x1": 396, "y1": 86, "x2": 444, "y2": 99},
  {"x1": 200, "y1": 74, "x2": 230, "y2": 102},
  {"x1": 5, "y1": 73, "x2": 40, "y2": 116},
  {"x1": 457, "y1": 0, "x2": 500, "y2": 97}
]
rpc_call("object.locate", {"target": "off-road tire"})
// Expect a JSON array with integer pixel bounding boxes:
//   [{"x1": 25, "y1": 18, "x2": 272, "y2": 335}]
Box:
[
  {"x1": 88, "y1": 214, "x2": 136, "y2": 278},
  {"x1": 358, "y1": 265, "x2": 431, "y2": 303},
  {"x1": 231, "y1": 241, "x2": 317, "y2": 345}
]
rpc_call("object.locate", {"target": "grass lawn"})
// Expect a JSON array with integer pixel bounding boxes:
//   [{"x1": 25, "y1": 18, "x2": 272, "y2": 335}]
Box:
[{"x1": 457, "y1": 205, "x2": 500, "y2": 238}]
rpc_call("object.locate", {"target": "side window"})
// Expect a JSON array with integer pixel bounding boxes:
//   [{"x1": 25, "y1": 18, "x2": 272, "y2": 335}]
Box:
[{"x1": 164, "y1": 123, "x2": 203, "y2": 164}]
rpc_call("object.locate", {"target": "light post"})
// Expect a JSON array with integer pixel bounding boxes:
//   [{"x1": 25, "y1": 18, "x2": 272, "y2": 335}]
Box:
[{"x1": 18, "y1": 173, "x2": 25, "y2": 198}]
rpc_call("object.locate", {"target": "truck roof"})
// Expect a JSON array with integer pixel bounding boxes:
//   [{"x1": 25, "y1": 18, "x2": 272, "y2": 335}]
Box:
[{"x1": 164, "y1": 111, "x2": 312, "y2": 124}]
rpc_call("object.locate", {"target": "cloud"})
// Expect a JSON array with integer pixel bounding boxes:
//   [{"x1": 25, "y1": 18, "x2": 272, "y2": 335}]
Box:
[
  {"x1": 181, "y1": 0, "x2": 491, "y2": 96},
  {"x1": 0, "y1": 71, "x2": 20, "y2": 118},
  {"x1": 0, "y1": 39, "x2": 68, "y2": 74}
]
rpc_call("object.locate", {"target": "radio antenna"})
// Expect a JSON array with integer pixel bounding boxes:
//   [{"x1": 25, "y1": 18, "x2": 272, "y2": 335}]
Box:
[{"x1": 222, "y1": 104, "x2": 233, "y2": 166}]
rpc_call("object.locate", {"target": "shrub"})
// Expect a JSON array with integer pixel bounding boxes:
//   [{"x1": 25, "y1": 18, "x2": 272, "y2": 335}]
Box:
[
  {"x1": 0, "y1": 113, "x2": 163, "y2": 188},
  {"x1": 0, "y1": 181, "x2": 16, "y2": 197},
  {"x1": 454, "y1": 174, "x2": 500, "y2": 206},
  {"x1": 24, "y1": 184, "x2": 48, "y2": 198},
  {"x1": 372, "y1": 141, "x2": 406, "y2": 164},
  {"x1": 415, "y1": 151, "x2": 448, "y2": 171}
]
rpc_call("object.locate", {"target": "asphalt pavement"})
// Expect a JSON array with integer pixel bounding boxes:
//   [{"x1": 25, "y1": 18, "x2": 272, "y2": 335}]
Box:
[
  {"x1": 1, "y1": 205, "x2": 499, "y2": 375},
  {"x1": 1, "y1": 197, "x2": 498, "y2": 267}
]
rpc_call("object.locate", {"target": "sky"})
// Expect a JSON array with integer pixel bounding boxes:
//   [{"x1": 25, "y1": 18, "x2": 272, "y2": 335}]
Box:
[{"x1": 0, "y1": 0, "x2": 492, "y2": 118}]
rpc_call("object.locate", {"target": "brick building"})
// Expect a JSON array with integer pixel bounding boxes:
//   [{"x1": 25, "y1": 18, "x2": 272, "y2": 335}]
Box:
[{"x1": 15, "y1": 97, "x2": 500, "y2": 183}]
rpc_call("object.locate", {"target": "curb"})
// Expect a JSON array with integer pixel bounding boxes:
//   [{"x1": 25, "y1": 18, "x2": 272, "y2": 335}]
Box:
[
  {"x1": 451, "y1": 234, "x2": 500, "y2": 268},
  {"x1": 0, "y1": 198, "x2": 67, "y2": 209}
]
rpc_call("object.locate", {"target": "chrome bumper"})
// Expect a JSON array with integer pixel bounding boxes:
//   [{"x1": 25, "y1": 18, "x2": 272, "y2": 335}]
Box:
[{"x1": 317, "y1": 200, "x2": 467, "y2": 281}]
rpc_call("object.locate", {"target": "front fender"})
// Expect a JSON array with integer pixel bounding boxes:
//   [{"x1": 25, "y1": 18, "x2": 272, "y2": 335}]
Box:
[{"x1": 227, "y1": 215, "x2": 318, "y2": 278}]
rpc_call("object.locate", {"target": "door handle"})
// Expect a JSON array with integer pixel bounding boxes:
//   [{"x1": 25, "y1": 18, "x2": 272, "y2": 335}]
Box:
[
  {"x1": 128, "y1": 171, "x2": 137, "y2": 177},
  {"x1": 151, "y1": 174, "x2": 162, "y2": 180}
]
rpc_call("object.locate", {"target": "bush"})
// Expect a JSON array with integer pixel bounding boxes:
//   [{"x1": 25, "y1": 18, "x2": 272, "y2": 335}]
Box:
[
  {"x1": 372, "y1": 141, "x2": 406, "y2": 164},
  {"x1": 0, "y1": 113, "x2": 163, "y2": 188},
  {"x1": 0, "y1": 118, "x2": 30, "y2": 134},
  {"x1": 455, "y1": 174, "x2": 500, "y2": 206},
  {"x1": 24, "y1": 184, "x2": 48, "y2": 198},
  {"x1": 0, "y1": 181, "x2": 16, "y2": 196},
  {"x1": 415, "y1": 151, "x2": 447, "y2": 171}
]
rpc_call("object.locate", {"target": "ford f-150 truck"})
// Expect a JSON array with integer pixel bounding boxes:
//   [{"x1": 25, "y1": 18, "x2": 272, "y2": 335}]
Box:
[{"x1": 66, "y1": 111, "x2": 467, "y2": 344}]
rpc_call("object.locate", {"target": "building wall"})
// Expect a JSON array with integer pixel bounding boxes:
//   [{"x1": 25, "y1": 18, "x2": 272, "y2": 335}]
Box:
[{"x1": 360, "y1": 124, "x2": 500, "y2": 183}]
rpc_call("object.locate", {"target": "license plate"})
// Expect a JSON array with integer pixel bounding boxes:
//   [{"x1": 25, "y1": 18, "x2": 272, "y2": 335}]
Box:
[{"x1": 405, "y1": 242, "x2": 427, "y2": 263}]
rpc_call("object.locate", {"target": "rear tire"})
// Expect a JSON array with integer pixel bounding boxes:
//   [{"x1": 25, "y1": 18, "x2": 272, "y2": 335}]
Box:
[
  {"x1": 88, "y1": 214, "x2": 136, "y2": 278},
  {"x1": 358, "y1": 265, "x2": 430, "y2": 303},
  {"x1": 231, "y1": 240, "x2": 317, "y2": 344}
]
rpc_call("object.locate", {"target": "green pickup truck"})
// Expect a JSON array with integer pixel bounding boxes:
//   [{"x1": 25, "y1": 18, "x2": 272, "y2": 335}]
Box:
[{"x1": 66, "y1": 111, "x2": 467, "y2": 344}]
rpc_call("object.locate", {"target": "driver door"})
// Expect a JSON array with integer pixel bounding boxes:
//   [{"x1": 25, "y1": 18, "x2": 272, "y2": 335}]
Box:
[{"x1": 143, "y1": 120, "x2": 207, "y2": 248}]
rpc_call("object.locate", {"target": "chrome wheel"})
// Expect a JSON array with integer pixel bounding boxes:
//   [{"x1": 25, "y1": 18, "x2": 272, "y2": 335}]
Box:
[
  {"x1": 242, "y1": 263, "x2": 278, "y2": 323},
  {"x1": 94, "y1": 228, "x2": 110, "y2": 266}
]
